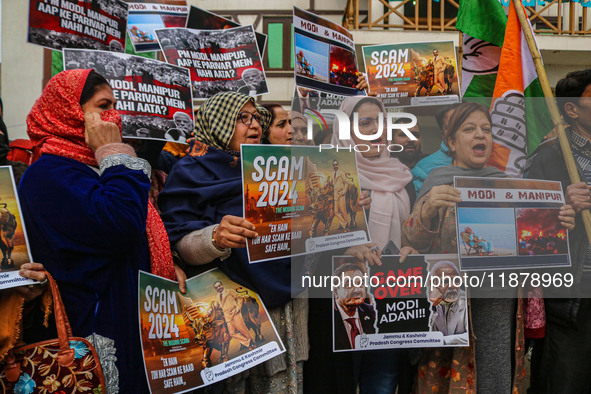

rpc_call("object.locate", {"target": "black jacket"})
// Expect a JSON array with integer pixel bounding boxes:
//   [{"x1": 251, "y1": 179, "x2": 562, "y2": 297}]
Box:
[{"x1": 527, "y1": 129, "x2": 588, "y2": 327}]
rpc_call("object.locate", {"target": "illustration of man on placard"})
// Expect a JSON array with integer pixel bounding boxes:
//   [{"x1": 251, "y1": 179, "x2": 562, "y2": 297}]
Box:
[
  {"x1": 333, "y1": 263, "x2": 376, "y2": 350},
  {"x1": 165, "y1": 112, "x2": 194, "y2": 142},
  {"x1": 213, "y1": 281, "x2": 255, "y2": 350},
  {"x1": 427, "y1": 261, "x2": 468, "y2": 345},
  {"x1": 238, "y1": 68, "x2": 266, "y2": 96},
  {"x1": 432, "y1": 49, "x2": 447, "y2": 95},
  {"x1": 332, "y1": 160, "x2": 349, "y2": 232}
]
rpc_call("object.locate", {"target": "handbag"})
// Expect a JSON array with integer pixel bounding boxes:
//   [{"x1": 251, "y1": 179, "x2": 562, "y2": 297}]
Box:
[{"x1": 0, "y1": 272, "x2": 105, "y2": 393}]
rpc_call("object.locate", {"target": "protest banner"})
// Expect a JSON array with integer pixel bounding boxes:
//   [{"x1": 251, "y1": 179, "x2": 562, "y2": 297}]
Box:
[
  {"x1": 332, "y1": 254, "x2": 468, "y2": 351},
  {"x1": 124, "y1": 0, "x2": 189, "y2": 53},
  {"x1": 186, "y1": 6, "x2": 267, "y2": 57},
  {"x1": 64, "y1": 49, "x2": 194, "y2": 142},
  {"x1": 28, "y1": 0, "x2": 128, "y2": 51},
  {"x1": 139, "y1": 269, "x2": 284, "y2": 393},
  {"x1": 454, "y1": 176, "x2": 571, "y2": 271},
  {"x1": 156, "y1": 26, "x2": 268, "y2": 99},
  {"x1": 293, "y1": 7, "x2": 364, "y2": 97},
  {"x1": 241, "y1": 145, "x2": 370, "y2": 263},
  {"x1": 0, "y1": 167, "x2": 35, "y2": 290},
  {"x1": 362, "y1": 41, "x2": 460, "y2": 107}
]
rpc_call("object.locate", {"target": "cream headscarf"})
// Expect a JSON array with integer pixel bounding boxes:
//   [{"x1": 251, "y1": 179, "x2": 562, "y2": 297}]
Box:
[{"x1": 331, "y1": 96, "x2": 412, "y2": 249}]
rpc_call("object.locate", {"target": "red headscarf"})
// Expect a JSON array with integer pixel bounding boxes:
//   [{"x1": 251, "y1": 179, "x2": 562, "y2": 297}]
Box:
[
  {"x1": 26, "y1": 69, "x2": 175, "y2": 281},
  {"x1": 28, "y1": 69, "x2": 100, "y2": 166}
]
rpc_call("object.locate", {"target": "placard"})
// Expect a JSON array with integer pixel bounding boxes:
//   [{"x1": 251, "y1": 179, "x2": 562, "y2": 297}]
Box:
[
  {"x1": 64, "y1": 49, "x2": 194, "y2": 142},
  {"x1": 362, "y1": 41, "x2": 460, "y2": 107},
  {"x1": 241, "y1": 145, "x2": 370, "y2": 263},
  {"x1": 139, "y1": 269, "x2": 284, "y2": 393},
  {"x1": 332, "y1": 254, "x2": 469, "y2": 351},
  {"x1": 0, "y1": 167, "x2": 35, "y2": 290},
  {"x1": 28, "y1": 0, "x2": 128, "y2": 51},
  {"x1": 156, "y1": 26, "x2": 269, "y2": 98},
  {"x1": 124, "y1": 0, "x2": 189, "y2": 52},
  {"x1": 293, "y1": 7, "x2": 363, "y2": 97},
  {"x1": 454, "y1": 176, "x2": 571, "y2": 271}
]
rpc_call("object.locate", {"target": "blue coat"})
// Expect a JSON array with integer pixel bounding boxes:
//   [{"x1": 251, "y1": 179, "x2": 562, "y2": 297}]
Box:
[
  {"x1": 158, "y1": 145, "x2": 293, "y2": 308},
  {"x1": 411, "y1": 142, "x2": 452, "y2": 197},
  {"x1": 18, "y1": 154, "x2": 151, "y2": 393}
]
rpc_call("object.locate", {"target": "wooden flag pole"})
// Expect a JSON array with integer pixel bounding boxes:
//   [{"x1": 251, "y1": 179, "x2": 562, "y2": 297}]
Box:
[
  {"x1": 512, "y1": 0, "x2": 591, "y2": 244},
  {"x1": 458, "y1": 31, "x2": 463, "y2": 81}
]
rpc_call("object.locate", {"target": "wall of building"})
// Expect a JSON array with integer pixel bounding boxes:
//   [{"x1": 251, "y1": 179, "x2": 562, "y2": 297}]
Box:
[{"x1": 2, "y1": 0, "x2": 44, "y2": 139}]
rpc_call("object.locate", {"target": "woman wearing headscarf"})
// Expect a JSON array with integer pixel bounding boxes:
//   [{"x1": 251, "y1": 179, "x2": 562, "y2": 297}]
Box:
[
  {"x1": 18, "y1": 69, "x2": 178, "y2": 393},
  {"x1": 402, "y1": 102, "x2": 575, "y2": 392},
  {"x1": 158, "y1": 91, "x2": 307, "y2": 393}
]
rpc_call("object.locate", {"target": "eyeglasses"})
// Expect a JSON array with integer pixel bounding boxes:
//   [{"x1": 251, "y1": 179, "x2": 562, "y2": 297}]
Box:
[{"x1": 237, "y1": 112, "x2": 263, "y2": 126}]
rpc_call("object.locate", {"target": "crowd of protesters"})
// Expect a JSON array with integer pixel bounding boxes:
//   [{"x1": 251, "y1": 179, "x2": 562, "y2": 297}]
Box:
[{"x1": 1, "y1": 60, "x2": 591, "y2": 394}]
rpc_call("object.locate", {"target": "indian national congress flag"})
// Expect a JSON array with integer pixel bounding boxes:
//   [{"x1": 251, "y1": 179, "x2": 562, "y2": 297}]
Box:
[{"x1": 457, "y1": 0, "x2": 552, "y2": 177}]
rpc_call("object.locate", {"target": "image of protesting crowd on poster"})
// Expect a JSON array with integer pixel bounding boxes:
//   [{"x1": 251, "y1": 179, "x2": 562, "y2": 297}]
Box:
[
  {"x1": 156, "y1": 26, "x2": 269, "y2": 99},
  {"x1": 186, "y1": 6, "x2": 267, "y2": 57},
  {"x1": 241, "y1": 145, "x2": 370, "y2": 263},
  {"x1": 64, "y1": 49, "x2": 194, "y2": 142},
  {"x1": 139, "y1": 269, "x2": 284, "y2": 393},
  {"x1": 362, "y1": 41, "x2": 460, "y2": 107},
  {"x1": 293, "y1": 6, "x2": 364, "y2": 97},
  {"x1": 331, "y1": 255, "x2": 468, "y2": 352},
  {"x1": 124, "y1": 0, "x2": 189, "y2": 53},
  {"x1": 28, "y1": 0, "x2": 128, "y2": 51},
  {"x1": 0, "y1": 167, "x2": 34, "y2": 290},
  {"x1": 454, "y1": 176, "x2": 571, "y2": 271}
]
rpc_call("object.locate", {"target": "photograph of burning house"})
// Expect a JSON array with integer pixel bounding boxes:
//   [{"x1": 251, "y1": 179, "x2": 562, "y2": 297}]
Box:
[
  {"x1": 516, "y1": 208, "x2": 568, "y2": 256},
  {"x1": 329, "y1": 45, "x2": 359, "y2": 88}
]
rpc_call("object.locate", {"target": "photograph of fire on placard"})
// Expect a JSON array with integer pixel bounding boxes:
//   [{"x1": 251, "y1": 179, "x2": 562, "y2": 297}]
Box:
[
  {"x1": 331, "y1": 254, "x2": 468, "y2": 352},
  {"x1": 362, "y1": 41, "x2": 460, "y2": 107},
  {"x1": 241, "y1": 145, "x2": 370, "y2": 263},
  {"x1": 0, "y1": 166, "x2": 35, "y2": 290},
  {"x1": 139, "y1": 269, "x2": 284, "y2": 393}
]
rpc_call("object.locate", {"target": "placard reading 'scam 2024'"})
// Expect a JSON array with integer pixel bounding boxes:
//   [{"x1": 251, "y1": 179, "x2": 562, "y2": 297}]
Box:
[
  {"x1": 454, "y1": 176, "x2": 571, "y2": 271},
  {"x1": 139, "y1": 269, "x2": 284, "y2": 393},
  {"x1": 362, "y1": 41, "x2": 460, "y2": 107},
  {"x1": 0, "y1": 167, "x2": 35, "y2": 290},
  {"x1": 241, "y1": 145, "x2": 370, "y2": 263}
]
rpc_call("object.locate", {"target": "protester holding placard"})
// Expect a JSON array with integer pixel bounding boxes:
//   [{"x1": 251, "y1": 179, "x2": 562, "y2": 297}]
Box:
[
  {"x1": 527, "y1": 69, "x2": 591, "y2": 393},
  {"x1": 18, "y1": 69, "x2": 181, "y2": 393},
  {"x1": 327, "y1": 96, "x2": 415, "y2": 392},
  {"x1": 158, "y1": 91, "x2": 307, "y2": 393},
  {"x1": 403, "y1": 103, "x2": 518, "y2": 392}
]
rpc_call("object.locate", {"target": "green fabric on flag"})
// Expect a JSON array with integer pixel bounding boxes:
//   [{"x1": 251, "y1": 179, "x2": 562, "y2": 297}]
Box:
[
  {"x1": 463, "y1": 74, "x2": 498, "y2": 98},
  {"x1": 524, "y1": 80, "x2": 552, "y2": 155},
  {"x1": 456, "y1": 0, "x2": 507, "y2": 47}
]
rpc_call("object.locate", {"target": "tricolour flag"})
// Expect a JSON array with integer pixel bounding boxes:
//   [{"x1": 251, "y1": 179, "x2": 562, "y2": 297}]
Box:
[
  {"x1": 486, "y1": 0, "x2": 551, "y2": 177},
  {"x1": 457, "y1": 0, "x2": 552, "y2": 177}
]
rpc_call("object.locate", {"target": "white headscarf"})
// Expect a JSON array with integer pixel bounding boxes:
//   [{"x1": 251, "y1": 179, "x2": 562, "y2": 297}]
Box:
[{"x1": 331, "y1": 96, "x2": 412, "y2": 249}]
